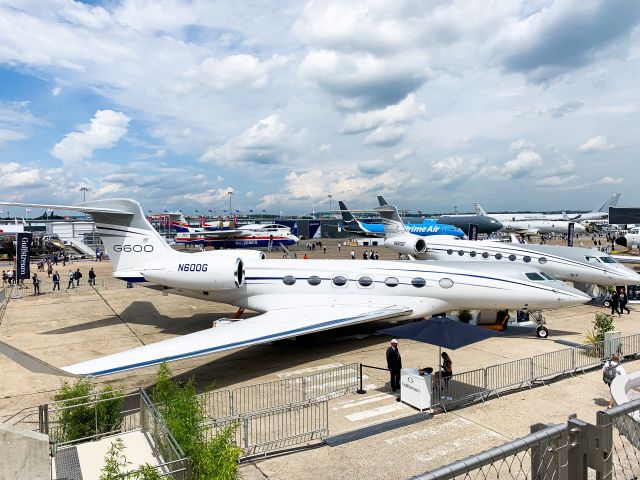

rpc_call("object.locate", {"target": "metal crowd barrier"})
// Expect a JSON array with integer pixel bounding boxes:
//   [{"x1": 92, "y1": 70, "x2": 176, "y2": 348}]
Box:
[
  {"x1": 140, "y1": 389, "x2": 191, "y2": 479},
  {"x1": 0, "y1": 287, "x2": 8, "y2": 325},
  {"x1": 202, "y1": 400, "x2": 329, "y2": 458},
  {"x1": 198, "y1": 363, "x2": 359, "y2": 419},
  {"x1": 416, "y1": 399, "x2": 640, "y2": 479},
  {"x1": 430, "y1": 334, "x2": 640, "y2": 410}
]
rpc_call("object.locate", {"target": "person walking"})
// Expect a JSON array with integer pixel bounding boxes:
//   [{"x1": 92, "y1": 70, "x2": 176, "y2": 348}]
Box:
[
  {"x1": 47, "y1": 261, "x2": 53, "y2": 278},
  {"x1": 350, "y1": 250, "x2": 355, "y2": 260},
  {"x1": 52, "y1": 271, "x2": 60, "y2": 291},
  {"x1": 603, "y1": 353, "x2": 626, "y2": 408},
  {"x1": 74, "y1": 268, "x2": 82, "y2": 287},
  {"x1": 610, "y1": 290, "x2": 621, "y2": 317},
  {"x1": 386, "y1": 339, "x2": 402, "y2": 392},
  {"x1": 88, "y1": 267, "x2": 96, "y2": 286},
  {"x1": 619, "y1": 290, "x2": 631, "y2": 314},
  {"x1": 67, "y1": 270, "x2": 75, "y2": 289}
]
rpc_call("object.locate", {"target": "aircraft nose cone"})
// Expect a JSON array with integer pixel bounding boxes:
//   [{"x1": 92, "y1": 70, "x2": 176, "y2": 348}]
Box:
[{"x1": 615, "y1": 236, "x2": 628, "y2": 247}]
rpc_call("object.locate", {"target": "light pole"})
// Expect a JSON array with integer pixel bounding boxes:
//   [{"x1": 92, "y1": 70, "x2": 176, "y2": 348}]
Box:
[
  {"x1": 228, "y1": 191, "x2": 234, "y2": 216},
  {"x1": 80, "y1": 187, "x2": 89, "y2": 219},
  {"x1": 327, "y1": 194, "x2": 332, "y2": 219}
]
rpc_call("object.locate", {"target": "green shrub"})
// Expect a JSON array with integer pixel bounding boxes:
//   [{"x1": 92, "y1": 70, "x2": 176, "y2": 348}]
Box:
[
  {"x1": 583, "y1": 312, "x2": 615, "y2": 357},
  {"x1": 458, "y1": 310, "x2": 472, "y2": 324},
  {"x1": 152, "y1": 362, "x2": 241, "y2": 480},
  {"x1": 54, "y1": 379, "x2": 124, "y2": 443}
]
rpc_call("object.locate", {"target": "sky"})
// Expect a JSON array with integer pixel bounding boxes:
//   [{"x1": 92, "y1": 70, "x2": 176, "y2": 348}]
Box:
[{"x1": 0, "y1": 0, "x2": 639, "y2": 216}]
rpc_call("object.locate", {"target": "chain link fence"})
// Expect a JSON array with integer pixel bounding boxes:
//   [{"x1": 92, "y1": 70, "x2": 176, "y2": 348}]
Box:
[{"x1": 416, "y1": 399, "x2": 640, "y2": 479}]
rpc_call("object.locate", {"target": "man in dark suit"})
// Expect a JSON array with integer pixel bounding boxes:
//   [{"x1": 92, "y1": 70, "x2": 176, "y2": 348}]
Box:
[{"x1": 386, "y1": 339, "x2": 402, "y2": 392}]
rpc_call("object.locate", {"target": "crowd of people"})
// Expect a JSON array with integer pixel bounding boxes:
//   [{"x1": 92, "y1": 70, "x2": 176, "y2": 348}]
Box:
[{"x1": 2, "y1": 265, "x2": 97, "y2": 295}]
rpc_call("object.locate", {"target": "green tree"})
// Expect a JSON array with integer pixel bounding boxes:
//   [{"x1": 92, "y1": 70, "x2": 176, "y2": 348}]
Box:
[{"x1": 99, "y1": 438, "x2": 162, "y2": 480}]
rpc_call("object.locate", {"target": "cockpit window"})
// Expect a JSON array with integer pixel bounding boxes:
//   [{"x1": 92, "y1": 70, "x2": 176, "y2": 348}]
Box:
[
  {"x1": 525, "y1": 272, "x2": 545, "y2": 281},
  {"x1": 599, "y1": 256, "x2": 616, "y2": 264},
  {"x1": 540, "y1": 272, "x2": 555, "y2": 280},
  {"x1": 584, "y1": 256, "x2": 601, "y2": 264}
]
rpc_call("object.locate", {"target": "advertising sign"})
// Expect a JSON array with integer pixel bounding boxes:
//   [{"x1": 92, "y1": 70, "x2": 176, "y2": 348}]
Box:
[
  {"x1": 567, "y1": 222, "x2": 574, "y2": 246},
  {"x1": 16, "y1": 232, "x2": 32, "y2": 279}
]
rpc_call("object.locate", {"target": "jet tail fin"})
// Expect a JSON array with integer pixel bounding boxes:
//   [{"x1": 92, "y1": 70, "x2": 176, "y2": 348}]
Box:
[
  {"x1": 595, "y1": 193, "x2": 621, "y2": 213},
  {"x1": 377, "y1": 196, "x2": 389, "y2": 206},
  {"x1": 375, "y1": 205, "x2": 407, "y2": 237},
  {"x1": 0, "y1": 198, "x2": 174, "y2": 273},
  {"x1": 474, "y1": 202, "x2": 487, "y2": 216}
]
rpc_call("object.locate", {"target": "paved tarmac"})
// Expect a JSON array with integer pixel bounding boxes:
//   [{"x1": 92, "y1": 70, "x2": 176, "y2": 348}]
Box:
[{"x1": 0, "y1": 242, "x2": 638, "y2": 479}]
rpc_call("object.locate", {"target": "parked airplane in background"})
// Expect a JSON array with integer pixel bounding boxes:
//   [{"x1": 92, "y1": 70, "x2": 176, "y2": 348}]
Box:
[
  {"x1": 616, "y1": 227, "x2": 640, "y2": 248},
  {"x1": 338, "y1": 201, "x2": 464, "y2": 238},
  {"x1": 169, "y1": 212, "x2": 299, "y2": 249},
  {"x1": 498, "y1": 217, "x2": 586, "y2": 235},
  {"x1": 476, "y1": 193, "x2": 621, "y2": 223},
  {"x1": 0, "y1": 198, "x2": 590, "y2": 377},
  {"x1": 376, "y1": 204, "x2": 640, "y2": 289},
  {"x1": 436, "y1": 208, "x2": 503, "y2": 235}
]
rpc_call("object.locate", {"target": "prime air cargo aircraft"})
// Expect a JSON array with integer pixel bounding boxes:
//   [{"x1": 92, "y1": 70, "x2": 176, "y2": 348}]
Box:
[
  {"x1": 338, "y1": 200, "x2": 465, "y2": 238},
  {"x1": 0, "y1": 199, "x2": 590, "y2": 377},
  {"x1": 376, "y1": 204, "x2": 640, "y2": 288}
]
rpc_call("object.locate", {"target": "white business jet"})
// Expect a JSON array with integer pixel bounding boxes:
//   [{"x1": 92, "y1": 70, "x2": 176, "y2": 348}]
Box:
[
  {"x1": 377, "y1": 204, "x2": 640, "y2": 287},
  {"x1": 0, "y1": 199, "x2": 590, "y2": 377}
]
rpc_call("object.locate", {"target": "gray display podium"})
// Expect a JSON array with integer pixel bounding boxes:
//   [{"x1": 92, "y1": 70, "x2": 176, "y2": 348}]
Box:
[{"x1": 400, "y1": 368, "x2": 432, "y2": 411}]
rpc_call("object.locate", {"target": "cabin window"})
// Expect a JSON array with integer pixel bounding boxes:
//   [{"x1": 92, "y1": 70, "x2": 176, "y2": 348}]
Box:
[
  {"x1": 495, "y1": 253, "x2": 503, "y2": 260},
  {"x1": 481, "y1": 252, "x2": 489, "y2": 259},
  {"x1": 538, "y1": 257, "x2": 547, "y2": 264},
  {"x1": 283, "y1": 275, "x2": 296, "y2": 285},
  {"x1": 458, "y1": 250, "x2": 464, "y2": 256},
  {"x1": 332, "y1": 275, "x2": 348, "y2": 287},
  {"x1": 508, "y1": 254, "x2": 516, "y2": 261},
  {"x1": 525, "y1": 272, "x2": 544, "y2": 281},
  {"x1": 469, "y1": 251, "x2": 477, "y2": 257},
  {"x1": 411, "y1": 277, "x2": 426, "y2": 288},
  {"x1": 385, "y1": 277, "x2": 400, "y2": 287},
  {"x1": 358, "y1": 276, "x2": 373, "y2": 287},
  {"x1": 439, "y1": 278, "x2": 454, "y2": 289},
  {"x1": 447, "y1": 249, "x2": 453, "y2": 255},
  {"x1": 523, "y1": 256, "x2": 531, "y2": 263},
  {"x1": 307, "y1": 275, "x2": 321, "y2": 286}
]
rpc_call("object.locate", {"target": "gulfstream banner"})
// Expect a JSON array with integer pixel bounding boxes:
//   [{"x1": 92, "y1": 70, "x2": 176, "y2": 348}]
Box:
[
  {"x1": 16, "y1": 232, "x2": 31, "y2": 279},
  {"x1": 567, "y1": 222, "x2": 574, "y2": 246}
]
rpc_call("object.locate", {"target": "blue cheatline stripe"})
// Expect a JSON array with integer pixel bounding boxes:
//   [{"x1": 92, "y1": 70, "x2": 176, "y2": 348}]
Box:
[
  {"x1": 96, "y1": 225, "x2": 146, "y2": 236},
  {"x1": 75, "y1": 307, "x2": 410, "y2": 376}
]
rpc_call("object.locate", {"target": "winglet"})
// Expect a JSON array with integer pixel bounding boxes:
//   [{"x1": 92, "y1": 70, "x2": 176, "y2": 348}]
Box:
[{"x1": 0, "y1": 340, "x2": 77, "y2": 377}]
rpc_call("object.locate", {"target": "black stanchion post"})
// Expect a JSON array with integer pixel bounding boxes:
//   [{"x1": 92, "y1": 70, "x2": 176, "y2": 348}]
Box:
[{"x1": 356, "y1": 363, "x2": 366, "y2": 394}]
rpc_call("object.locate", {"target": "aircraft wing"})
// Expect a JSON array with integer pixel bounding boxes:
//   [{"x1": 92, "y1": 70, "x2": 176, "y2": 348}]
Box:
[{"x1": 0, "y1": 303, "x2": 412, "y2": 377}]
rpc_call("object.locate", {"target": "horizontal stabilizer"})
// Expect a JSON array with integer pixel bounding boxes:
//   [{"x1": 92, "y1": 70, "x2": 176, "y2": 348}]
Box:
[{"x1": 0, "y1": 340, "x2": 76, "y2": 377}]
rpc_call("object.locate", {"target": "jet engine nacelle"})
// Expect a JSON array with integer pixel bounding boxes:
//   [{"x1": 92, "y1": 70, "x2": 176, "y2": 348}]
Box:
[
  {"x1": 205, "y1": 249, "x2": 266, "y2": 261},
  {"x1": 387, "y1": 235, "x2": 427, "y2": 255},
  {"x1": 143, "y1": 256, "x2": 244, "y2": 291}
]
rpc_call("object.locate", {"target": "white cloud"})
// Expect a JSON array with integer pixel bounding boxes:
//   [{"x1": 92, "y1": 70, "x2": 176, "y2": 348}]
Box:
[
  {"x1": 430, "y1": 156, "x2": 491, "y2": 188},
  {"x1": 578, "y1": 135, "x2": 611, "y2": 153},
  {"x1": 191, "y1": 54, "x2": 288, "y2": 90},
  {"x1": 509, "y1": 139, "x2": 536, "y2": 152},
  {"x1": 50, "y1": 110, "x2": 130, "y2": 165},
  {"x1": 596, "y1": 176, "x2": 623, "y2": 185},
  {"x1": 0, "y1": 162, "x2": 45, "y2": 188},
  {"x1": 179, "y1": 188, "x2": 236, "y2": 206},
  {"x1": 200, "y1": 114, "x2": 293, "y2": 166},
  {"x1": 0, "y1": 101, "x2": 45, "y2": 147},
  {"x1": 364, "y1": 125, "x2": 407, "y2": 146},
  {"x1": 534, "y1": 175, "x2": 579, "y2": 187},
  {"x1": 503, "y1": 150, "x2": 543, "y2": 179},
  {"x1": 51, "y1": 86, "x2": 61, "y2": 96}
]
